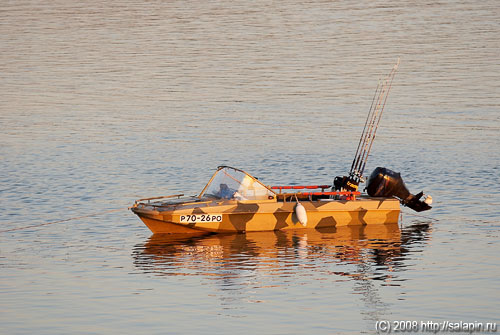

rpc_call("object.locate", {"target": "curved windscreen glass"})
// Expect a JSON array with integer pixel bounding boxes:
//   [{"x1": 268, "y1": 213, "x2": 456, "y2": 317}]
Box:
[{"x1": 200, "y1": 167, "x2": 275, "y2": 201}]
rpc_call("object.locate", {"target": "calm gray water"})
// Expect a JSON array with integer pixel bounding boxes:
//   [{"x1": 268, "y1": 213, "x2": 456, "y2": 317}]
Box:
[{"x1": 1, "y1": 1, "x2": 499, "y2": 334}]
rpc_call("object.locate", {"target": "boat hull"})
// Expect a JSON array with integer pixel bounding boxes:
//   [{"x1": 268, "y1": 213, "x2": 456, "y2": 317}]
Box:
[{"x1": 131, "y1": 197, "x2": 400, "y2": 234}]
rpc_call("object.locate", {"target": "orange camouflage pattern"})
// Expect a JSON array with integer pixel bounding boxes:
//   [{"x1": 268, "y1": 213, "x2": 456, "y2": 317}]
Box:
[{"x1": 131, "y1": 196, "x2": 400, "y2": 234}]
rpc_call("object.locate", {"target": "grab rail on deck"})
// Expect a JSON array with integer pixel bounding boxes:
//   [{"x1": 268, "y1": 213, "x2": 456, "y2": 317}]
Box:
[
  {"x1": 271, "y1": 185, "x2": 331, "y2": 193},
  {"x1": 135, "y1": 194, "x2": 185, "y2": 204}
]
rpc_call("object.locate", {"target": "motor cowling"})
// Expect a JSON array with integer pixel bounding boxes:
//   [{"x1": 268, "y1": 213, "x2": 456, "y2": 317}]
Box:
[{"x1": 366, "y1": 167, "x2": 432, "y2": 212}]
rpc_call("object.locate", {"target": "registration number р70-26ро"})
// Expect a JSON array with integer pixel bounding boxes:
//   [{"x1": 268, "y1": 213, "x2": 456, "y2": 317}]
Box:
[{"x1": 180, "y1": 214, "x2": 222, "y2": 223}]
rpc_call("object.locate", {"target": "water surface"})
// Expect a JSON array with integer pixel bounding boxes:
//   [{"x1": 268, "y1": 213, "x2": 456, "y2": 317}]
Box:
[{"x1": 1, "y1": 0, "x2": 499, "y2": 334}]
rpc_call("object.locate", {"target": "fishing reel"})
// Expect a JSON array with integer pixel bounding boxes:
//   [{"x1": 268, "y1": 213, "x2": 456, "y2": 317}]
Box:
[{"x1": 333, "y1": 175, "x2": 362, "y2": 192}]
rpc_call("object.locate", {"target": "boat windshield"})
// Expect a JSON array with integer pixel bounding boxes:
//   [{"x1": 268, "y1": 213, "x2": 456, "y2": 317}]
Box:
[{"x1": 200, "y1": 166, "x2": 276, "y2": 201}]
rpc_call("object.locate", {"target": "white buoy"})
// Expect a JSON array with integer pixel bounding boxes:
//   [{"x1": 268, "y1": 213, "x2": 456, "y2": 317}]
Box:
[{"x1": 295, "y1": 202, "x2": 308, "y2": 226}]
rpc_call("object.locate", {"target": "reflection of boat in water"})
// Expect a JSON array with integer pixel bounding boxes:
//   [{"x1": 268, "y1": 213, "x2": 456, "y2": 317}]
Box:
[
  {"x1": 130, "y1": 61, "x2": 432, "y2": 234},
  {"x1": 132, "y1": 223, "x2": 432, "y2": 282},
  {"x1": 132, "y1": 222, "x2": 432, "y2": 322}
]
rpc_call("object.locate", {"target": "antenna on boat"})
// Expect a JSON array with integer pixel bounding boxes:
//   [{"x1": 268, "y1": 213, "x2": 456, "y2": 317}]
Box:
[{"x1": 335, "y1": 58, "x2": 400, "y2": 192}]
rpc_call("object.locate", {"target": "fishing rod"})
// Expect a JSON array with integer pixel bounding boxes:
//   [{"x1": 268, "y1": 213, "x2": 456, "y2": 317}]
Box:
[
  {"x1": 335, "y1": 59, "x2": 400, "y2": 192},
  {"x1": 349, "y1": 79, "x2": 382, "y2": 177},
  {"x1": 358, "y1": 62, "x2": 398, "y2": 177}
]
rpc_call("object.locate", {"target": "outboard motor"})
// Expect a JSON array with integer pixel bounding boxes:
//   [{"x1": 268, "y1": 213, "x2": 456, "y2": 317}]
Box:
[{"x1": 366, "y1": 167, "x2": 432, "y2": 212}]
